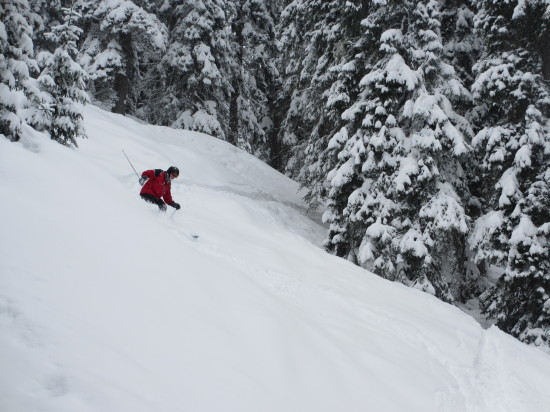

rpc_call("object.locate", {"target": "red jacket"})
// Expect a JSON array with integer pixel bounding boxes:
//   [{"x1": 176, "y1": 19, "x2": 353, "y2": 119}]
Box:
[{"x1": 140, "y1": 169, "x2": 173, "y2": 204}]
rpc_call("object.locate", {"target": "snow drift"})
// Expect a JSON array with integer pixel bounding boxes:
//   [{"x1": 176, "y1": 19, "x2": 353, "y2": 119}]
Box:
[{"x1": 1, "y1": 106, "x2": 550, "y2": 412}]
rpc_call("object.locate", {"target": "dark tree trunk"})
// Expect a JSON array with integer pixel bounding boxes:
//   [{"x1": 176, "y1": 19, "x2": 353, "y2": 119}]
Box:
[
  {"x1": 112, "y1": 72, "x2": 129, "y2": 115},
  {"x1": 267, "y1": 78, "x2": 283, "y2": 171},
  {"x1": 228, "y1": 1, "x2": 244, "y2": 146},
  {"x1": 112, "y1": 32, "x2": 133, "y2": 115},
  {"x1": 540, "y1": 31, "x2": 550, "y2": 81},
  {"x1": 228, "y1": 91, "x2": 238, "y2": 146}
]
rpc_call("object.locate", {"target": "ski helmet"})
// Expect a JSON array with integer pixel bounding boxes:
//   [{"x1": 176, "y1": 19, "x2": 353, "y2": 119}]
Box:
[{"x1": 167, "y1": 166, "x2": 179, "y2": 177}]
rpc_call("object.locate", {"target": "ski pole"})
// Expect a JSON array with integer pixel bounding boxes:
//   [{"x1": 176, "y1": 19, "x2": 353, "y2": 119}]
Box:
[{"x1": 122, "y1": 150, "x2": 140, "y2": 179}]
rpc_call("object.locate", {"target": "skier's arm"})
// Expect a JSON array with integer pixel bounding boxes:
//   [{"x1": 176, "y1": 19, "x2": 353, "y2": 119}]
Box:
[
  {"x1": 163, "y1": 186, "x2": 174, "y2": 205},
  {"x1": 141, "y1": 170, "x2": 155, "y2": 179},
  {"x1": 139, "y1": 170, "x2": 154, "y2": 185}
]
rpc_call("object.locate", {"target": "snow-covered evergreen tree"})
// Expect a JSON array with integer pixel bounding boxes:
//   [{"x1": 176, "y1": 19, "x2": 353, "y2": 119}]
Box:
[
  {"x1": 28, "y1": 0, "x2": 63, "y2": 51},
  {"x1": 440, "y1": 0, "x2": 480, "y2": 88},
  {"x1": 277, "y1": 0, "x2": 369, "y2": 206},
  {"x1": 36, "y1": 5, "x2": 89, "y2": 147},
  {"x1": 153, "y1": 0, "x2": 232, "y2": 139},
  {"x1": 78, "y1": 0, "x2": 167, "y2": 115},
  {"x1": 227, "y1": 0, "x2": 280, "y2": 161},
  {"x1": 276, "y1": 0, "x2": 323, "y2": 173},
  {"x1": 0, "y1": 0, "x2": 40, "y2": 141},
  {"x1": 470, "y1": 0, "x2": 550, "y2": 346},
  {"x1": 324, "y1": 0, "x2": 474, "y2": 302}
]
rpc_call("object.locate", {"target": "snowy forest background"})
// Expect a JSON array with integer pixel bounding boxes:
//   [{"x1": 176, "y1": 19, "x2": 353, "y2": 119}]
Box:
[{"x1": 1, "y1": 0, "x2": 549, "y2": 348}]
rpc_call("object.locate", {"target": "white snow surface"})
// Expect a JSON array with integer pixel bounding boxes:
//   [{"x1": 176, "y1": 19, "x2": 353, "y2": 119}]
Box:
[{"x1": 2, "y1": 106, "x2": 550, "y2": 412}]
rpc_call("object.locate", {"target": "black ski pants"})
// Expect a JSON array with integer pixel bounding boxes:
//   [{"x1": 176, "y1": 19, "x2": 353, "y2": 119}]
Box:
[{"x1": 140, "y1": 193, "x2": 166, "y2": 211}]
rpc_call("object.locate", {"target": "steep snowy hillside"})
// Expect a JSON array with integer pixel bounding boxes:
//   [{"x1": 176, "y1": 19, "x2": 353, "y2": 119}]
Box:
[{"x1": 1, "y1": 105, "x2": 550, "y2": 412}]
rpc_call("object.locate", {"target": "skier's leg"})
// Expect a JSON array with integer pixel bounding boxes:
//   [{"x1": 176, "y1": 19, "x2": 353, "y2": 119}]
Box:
[{"x1": 140, "y1": 194, "x2": 167, "y2": 211}]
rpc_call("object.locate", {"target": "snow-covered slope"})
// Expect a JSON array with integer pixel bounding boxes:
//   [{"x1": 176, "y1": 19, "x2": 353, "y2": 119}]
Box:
[{"x1": 1, "y1": 106, "x2": 550, "y2": 412}]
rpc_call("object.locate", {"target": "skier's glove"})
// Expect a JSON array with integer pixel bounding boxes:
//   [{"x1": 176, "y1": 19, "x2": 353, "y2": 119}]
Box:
[
  {"x1": 159, "y1": 203, "x2": 167, "y2": 212},
  {"x1": 139, "y1": 176, "x2": 148, "y2": 186},
  {"x1": 171, "y1": 202, "x2": 181, "y2": 210}
]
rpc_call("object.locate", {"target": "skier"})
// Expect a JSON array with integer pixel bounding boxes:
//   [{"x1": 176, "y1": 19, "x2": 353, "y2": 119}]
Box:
[{"x1": 139, "y1": 166, "x2": 181, "y2": 211}]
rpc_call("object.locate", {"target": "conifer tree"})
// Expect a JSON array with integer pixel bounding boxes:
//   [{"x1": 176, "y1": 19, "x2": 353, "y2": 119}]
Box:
[
  {"x1": 277, "y1": 0, "x2": 369, "y2": 206},
  {"x1": 28, "y1": 0, "x2": 63, "y2": 51},
  {"x1": 36, "y1": 5, "x2": 89, "y2": 147},
  {"x1": 228, "y1": 0, "x2": 279, "y2": 161},
  {"x1": 277, "y1": 0, "x2": 324, "y2": 173},
  {"x1": 154, "y1": 0, "x2": 232, "y2": 139},
  {"x1": 324, "y1": 0, "x2": 474, "y2": 301},
  {"x1": 470, "y1": 0, "x2": 550, "y2": 345},
  {"x1": 0, "y1": 0, "x2": 40, "y2": 141},
  {"x1": 440, "y1": 0, "x2": 480, "y2": 88},
  {"x1": 78, "y1": 0, "x2": 167, "y2": 115}
]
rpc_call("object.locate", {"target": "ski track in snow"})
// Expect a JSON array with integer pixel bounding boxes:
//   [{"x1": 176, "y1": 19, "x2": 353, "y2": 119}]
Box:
[{"x1": 174, "y1": 231, "x2": 479, "y2": 411}]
